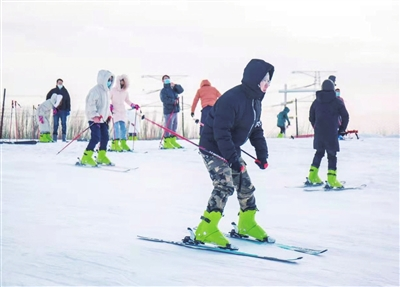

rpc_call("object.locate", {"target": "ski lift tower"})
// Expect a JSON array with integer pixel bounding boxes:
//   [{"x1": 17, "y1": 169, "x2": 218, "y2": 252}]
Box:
[{"x1": 141, "y1": 74, "x2": 189, "y2": 136}]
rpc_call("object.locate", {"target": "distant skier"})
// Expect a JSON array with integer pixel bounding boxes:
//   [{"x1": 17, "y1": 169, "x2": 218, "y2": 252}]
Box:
[
  {"x1": 109, "y1": 74, "x2": 140, "y2": 152},
  {"x1": 80, "y1": 70, "x2": 115, "y2": 167},
  {"x1": 194, "y1": 59, "x2": 275, "y2": 248},
  {"x1": 335, "y1": 88, "x2": 346, "y2": 140},
  {"x1": 190, "y1": 79, "x2": 221, "y2": 136},
  {"x1": 307, "y1": 79, "x2": 349, "y2": 188},
  {"x1": 276, "y1": 106, "x2": 291, "y2": 138},
  {"x1": 37, "y1": 93, "x2": 63, "y2": 143}
]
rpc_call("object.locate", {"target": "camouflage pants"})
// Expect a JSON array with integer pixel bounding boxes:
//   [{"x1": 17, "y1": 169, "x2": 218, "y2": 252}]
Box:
[{"x1": 201, "y1": 153, "x2": 256, "y2": 213}]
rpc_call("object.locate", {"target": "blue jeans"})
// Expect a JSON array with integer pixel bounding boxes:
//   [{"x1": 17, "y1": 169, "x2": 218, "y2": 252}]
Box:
[
  {"x1": 86, "y1": 122, "x2": 109, "y2": 151},
  {"x1": 113, "y1": 121, "x2": 127, "y2": 140},
  {"x1": 164, "y1": 113, "x2": 178, "y2": 137},
  {"x1": 53, "y1": 110, "x2": 69, "y2": 136}
]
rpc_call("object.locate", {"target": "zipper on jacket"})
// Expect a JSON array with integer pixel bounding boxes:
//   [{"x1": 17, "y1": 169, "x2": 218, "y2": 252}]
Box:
[{"x1": 244, "y1": 99, "x2": 256, "y2": 143}]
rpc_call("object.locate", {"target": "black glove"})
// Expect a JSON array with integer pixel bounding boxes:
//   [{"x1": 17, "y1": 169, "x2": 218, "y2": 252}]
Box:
[
  {"x1": 255, "y1": 159, "x2": 268, "y2": 170},
  {"x1": 338, "y1": 130, "x2": 347, "y2": 136},
  {"x1": 105, "y1": 116, "x2": 112, "y2": 125},
  {"x1": 191, "y1": 112, "x2": 194, "y2": 117},
  {"x1": 229, "y1": 159, "x2": 244, "y2": 173}
]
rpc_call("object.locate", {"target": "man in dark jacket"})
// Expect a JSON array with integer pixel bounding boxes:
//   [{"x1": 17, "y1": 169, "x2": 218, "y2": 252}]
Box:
[
  {"x1": 159, "y1": 75, "x2": 184, "y2": 149},
  {"x1": 46, "y1": 78, "x2": 71, "y2": 142},
  {"x1": 194, "y1": 59, "x2": 275, "y2": 249},
  {"x1": 307, "y1": 79, "x2": 349, "y2": 188}
]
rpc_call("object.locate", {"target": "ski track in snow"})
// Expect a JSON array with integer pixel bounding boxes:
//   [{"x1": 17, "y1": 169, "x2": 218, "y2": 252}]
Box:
[{"x1": 1, "y1": 136, "x2": 399, "y2": 286}]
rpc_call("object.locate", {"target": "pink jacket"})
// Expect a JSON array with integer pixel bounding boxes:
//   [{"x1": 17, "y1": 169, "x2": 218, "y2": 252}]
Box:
[{"x1": 110, "y1": 74, "x2": 136, "y2": 122}]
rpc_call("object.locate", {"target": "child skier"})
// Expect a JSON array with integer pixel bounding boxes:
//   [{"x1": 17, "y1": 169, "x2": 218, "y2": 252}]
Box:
[
  {"x1": 37, "y1": 93, "x2": 63, "y2": 143},
  {"x1": 306, "y1": 79, "x2": 349, "y2": 188},
  {"x1": 276, "y1": 106, "x2": 291, "y2": 138},
  {"x1": 80, "y1": 70, "x2": 115, "y2": 167},
  {"x1": 109, "y1": 74, "x2": 140, "y2": 152}
]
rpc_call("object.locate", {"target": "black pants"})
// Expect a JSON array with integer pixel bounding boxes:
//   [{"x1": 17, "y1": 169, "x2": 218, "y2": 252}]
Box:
[
  {"x1": 86, "y1": 122, "x2": 109, "y2": 151},
  {"x1": 279, "y1": 126, "x2": 286, "y2": 134},
  {"x1": 312, "y1": 149, "x2": 337, "y2": 170},
  {"x1": 200, "y1": 106, "x2": 212, "y2": 136}
]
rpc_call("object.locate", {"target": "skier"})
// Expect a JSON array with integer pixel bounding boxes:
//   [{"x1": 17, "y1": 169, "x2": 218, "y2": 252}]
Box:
[
  {"x1": 335, "y1": 88, "x2": 347, "y2": 140},
  {"x1": 109, "y1": 74, "x2": 140, "y2": 152},
  {"x1": 190, "y1": 79, "x2": 221, "y2": 136},
  {"x1": 276, "y1": 106, "x2": 291, "y2": 138},
  {"x1": 306, "y1": 79, "x2": 349, "y2": 188},
  {"x1": 194, "y1": 59, "x2": 275, "y2": 248},
  {"x1": 80, "y1": 70, "x2": 115, "y2": 167},
  {"x1": 37, "y1": 93, "x2": 63, "y2": 143},
  {"x1": 160, "y1": 75, "x2": 184, "y2": 149}
]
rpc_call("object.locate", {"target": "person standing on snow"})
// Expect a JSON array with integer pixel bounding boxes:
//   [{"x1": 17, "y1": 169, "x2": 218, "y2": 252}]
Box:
[
  {"x1": 306, "y1": 79, "x2": 349, "y2": 188},
  {"x1": 159, "y1": 75, "x2": 184, "y2": 149},
  {"x1": 46, "y1": 78, "x2": 71, "y2": 142},
  {"x1": 276, "y1": 106, "x2": 291, "y2": 138},
  {"x1": 190, "y1": 79, "x2": 221, "y2": 136},
  {"x1": 194, "y1": 59, "x2": 275, "y2": 249},
  {"x1": 109, "y1": 75, "x2": 140, "y2": 152},
  {"x1": 335, "y1": 88, "x2": 346, "y2": 140},
  {"x1": 80, "y1": 70, "x2": 115, "y2": 167},
  {"x1": 37, "y1": 94, "x2": 63, "y2": 143}
]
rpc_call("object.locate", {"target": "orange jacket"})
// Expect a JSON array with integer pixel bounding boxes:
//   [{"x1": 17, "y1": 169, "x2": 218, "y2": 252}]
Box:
[{"x1": 191, "y1": 80, "x2": 221, "y2": 113}]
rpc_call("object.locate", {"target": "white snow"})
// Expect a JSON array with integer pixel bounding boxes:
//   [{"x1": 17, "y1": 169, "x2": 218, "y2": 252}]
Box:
[{"x1": 1, "y1": 135, "x2": 399, "y2": 286}]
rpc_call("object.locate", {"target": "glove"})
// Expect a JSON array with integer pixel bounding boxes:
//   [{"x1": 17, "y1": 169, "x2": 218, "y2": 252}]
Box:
[
  {"x1": 110, "y1": 104, "x2": 114, "y2": 114},
  {"x1": 191, "y1": 112, "x2": 195, "y2": 117},
  {"x1": 229, "y1": 159, "x2": 245, "y2": 173},
  {"x1": 130, "y1": 103, "x2": 140, "y2": 110},
  {"x1": 53, "y1": 108, "x2": 58, "y2": 115},
  {"x1": 255, "y1": 159, "x2": 268, "y2": 170},
  {"x1": 105, "y1": 116, "x2": 112, "y2": 125},
  {"x1": 338, "y1": 130, "x2": 347, "y2": 136},
  {"x1": 92, "y1": 116, "x2": 102, "y2": 123},
  {"x1": 38, "y1": 115, "x2": 44, "y2": 124}
]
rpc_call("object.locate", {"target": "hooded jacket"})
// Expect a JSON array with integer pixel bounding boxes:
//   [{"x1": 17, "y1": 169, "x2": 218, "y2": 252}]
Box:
[
  {"x1": 191, "y1": 80, "x2": 221, "y2": 113},
  {"x1": 85, "y1": 70, "x2": 114, "y2": 121},
  {"x1": 38, "y1": 94, "x2": 63, "y2": 116},
  {"x1": 110, "y1": 74, "x2": 135, "y2": 122},
  {"x1": 199, "y1": 59, "x2": 274, "y2": 164},
  {"x1": 277, "y1": 107, "x2": 290, "y2": 127},
  {"x1": 309, "y1": 80, "x2": 349, "y2": 151}
]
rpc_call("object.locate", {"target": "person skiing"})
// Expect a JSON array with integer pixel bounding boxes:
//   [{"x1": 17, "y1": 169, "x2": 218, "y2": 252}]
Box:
[
  {"x1": 80, "y1": 70, "x2": 115, "y2": 167},
  {"x1": 159, "y1": 75, "x2": 184, "y2": 149},
  {"x1": 190, "y1": 79, "x2": 221, "y2": 136},
  {"x1": 109, "y1": 74, "x2": 140, "y2": 152},
  {"x1": 335, "y1": 88, "x2": 346, "y2": 140},
  {"x1": 306, "y1": 79, "x2": 349, "y2": 188},
  {"x1": 194, "y1": 59, "x2": 275, "y2": 248},
  {"x1": 276, "y1": 106, "x2": 291, "y2": 138},
  {"x1": 37, "y1": 93, "x2": 63, "y2": 143}
]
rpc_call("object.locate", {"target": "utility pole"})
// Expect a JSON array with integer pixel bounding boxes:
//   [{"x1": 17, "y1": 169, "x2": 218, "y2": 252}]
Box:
[{"x1": 292, "y1": 70, "x2": 337, "y2": 91}]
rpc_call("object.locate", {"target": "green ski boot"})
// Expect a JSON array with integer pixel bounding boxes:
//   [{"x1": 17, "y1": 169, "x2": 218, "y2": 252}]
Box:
[
  {"x1": 195, "y1": 210, "x2": 231, "y2": 248},
  {"x1": 97, "y1": 150, "x2": 112, "y2": 165},
  {"x1": 170, "y1": 136, "x2": 183, "y2": 148},
  {"x1": 327, "y1": 169, "x2": 343, "y2": 188},
  {"x1": 39, "y1": 133, "x2": 51, "y2": 143},
  {"x1": 238, "y1": 209, "x2": 275, "y2": 243},
  {"x1": 120, "y1": 139, "x2": 131, "y2": 151},
  {"x1": 162, "y1": 136, "x2": 175, "y2": 149},
  {"x1": 81, "y1": 150, "x2": 97, "y2": 167},
  {"x1": 110, "y1": 139, "x2": 122, "y2": 152},
  {"x1": 277, "y1": 133, "x2": 284, "y2": 138},
  {"x1": 307, "y1": 166, "x2": 323, "y2": 185}
]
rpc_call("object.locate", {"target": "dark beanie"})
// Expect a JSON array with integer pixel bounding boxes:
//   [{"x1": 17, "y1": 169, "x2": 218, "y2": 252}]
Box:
[
  {"x1": 162, "y1": 75, "x2": 170, "y2": 81},
  {"x1": 328, "y1": 75, "x2": 336, "y2": 85},
  {"x1": 322, "y1": 79, "x2": 335, "y2": 91}
]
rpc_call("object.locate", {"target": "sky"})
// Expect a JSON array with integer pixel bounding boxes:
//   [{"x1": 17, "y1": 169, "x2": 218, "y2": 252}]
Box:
[{"x1": 1, "y1": 0, "x2": 399, "y2": 134}]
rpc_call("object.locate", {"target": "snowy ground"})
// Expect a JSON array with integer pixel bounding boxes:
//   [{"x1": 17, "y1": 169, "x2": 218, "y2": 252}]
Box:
[{"x1": 1, "y1": 135, "x2": 399, "y2": 286}]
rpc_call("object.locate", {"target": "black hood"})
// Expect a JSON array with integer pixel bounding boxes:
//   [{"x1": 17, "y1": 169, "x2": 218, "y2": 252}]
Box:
[
  {"x1": 241, "y1": 59, "x2": 274, "y2": 100},
  {"x1": 316, "y1": 90, "x2": 337, "y2": 103}
]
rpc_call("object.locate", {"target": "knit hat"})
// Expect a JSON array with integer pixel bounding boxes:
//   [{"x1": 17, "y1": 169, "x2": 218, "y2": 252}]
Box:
[
  {"x1": 322, "y1": 79, "x2": 335, "y2": 91},
  {"x1": 328, "y1": 75, "x2": 336, "y2": 85}
]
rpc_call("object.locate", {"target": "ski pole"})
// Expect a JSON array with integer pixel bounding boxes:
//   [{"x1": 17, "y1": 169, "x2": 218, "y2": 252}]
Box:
[
  {"x1": 192, "y1": 118, "x2": 257, "y2": 161},
  {"x1": 56, "y1": 122, "x2": 95, "y2": 155},
  {"x1": 9, "y1": 100, "x2": 14, "y2": 141},
  {"x1": 141, "y1": 113, "x2": 228, "y2": 163}
]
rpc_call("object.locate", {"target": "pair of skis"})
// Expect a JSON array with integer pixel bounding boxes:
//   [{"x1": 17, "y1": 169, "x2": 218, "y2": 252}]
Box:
[
  {"x1": 138, "y1": 224, "x2": 327, "y2": 264},
  {"x1": 75, "y1": 157, "x2": 137, "y2": 173},
  {"x1": 286, "y1": 179, "x2": 367, "y2": 192}
]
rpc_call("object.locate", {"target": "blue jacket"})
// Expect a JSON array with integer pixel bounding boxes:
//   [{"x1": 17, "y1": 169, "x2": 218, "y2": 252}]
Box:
[
  {"x1": 160, "y1": 84, "x2": 184, "y2": 114},
  {"x1": 199, "y1": 59, "x2": 274, "y2": 164},
  {"x1": 309, "y1": 90, "x2": 349, "y2": 152},
  {"x1": 277, "y1": 107, "x2": 290, "y2": 127}
]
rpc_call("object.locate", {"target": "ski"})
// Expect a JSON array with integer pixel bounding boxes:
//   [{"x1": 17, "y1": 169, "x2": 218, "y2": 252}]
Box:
[
  {"x1": 304, "y1": 184, "x2": 367, "y2": 192},
  {"x1": 0, "y1": 140, "x2": 38, "y2": 145},
  {"x1": 137, "y1": 231, "x2": 302, "y2": 263},
  {"x1": 226, "y1": 223, "x2": 327, "y2": 256},
  {"x1": 286, "y1": 179, "x2": 345, "y2": 189},
  {"x1": 75, "y1": 158, "x2": 137, "y2": 173}
]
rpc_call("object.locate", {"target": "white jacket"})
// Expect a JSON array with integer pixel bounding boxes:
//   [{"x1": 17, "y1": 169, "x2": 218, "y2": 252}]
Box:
[
  {"x1": 37, "y1": 93, "x2": 63, "y2": 116},
  {"x1": 85, "y1": 70, "x2": 115, "y2": 121}
]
